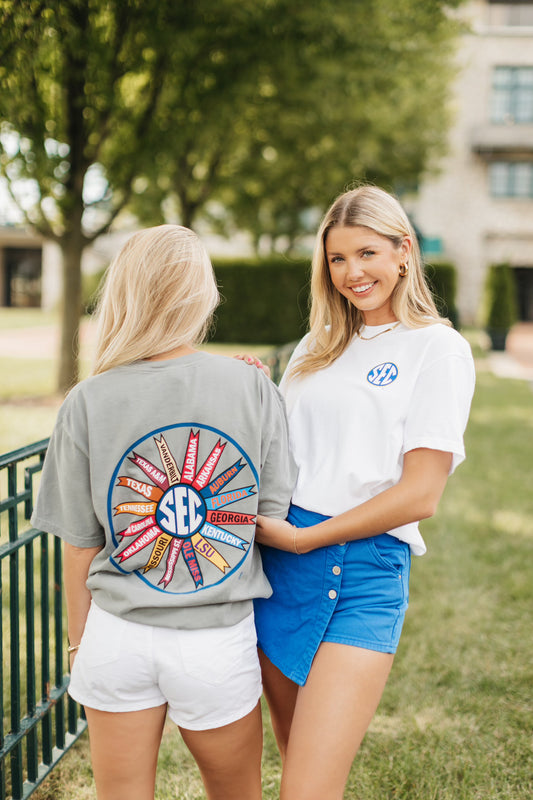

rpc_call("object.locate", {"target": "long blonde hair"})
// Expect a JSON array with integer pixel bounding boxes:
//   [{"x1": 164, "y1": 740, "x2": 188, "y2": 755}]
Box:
[
  {"x1": 92, "y1": 225, "x2": 219, "y2": 375},
  {"x1": 291, "y1": 185, "x2": 448, "y2": 379}
]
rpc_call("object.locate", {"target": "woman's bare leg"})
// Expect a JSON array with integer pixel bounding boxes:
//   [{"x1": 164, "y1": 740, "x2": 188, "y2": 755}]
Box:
[
  {"x1": 280, "y1": 642, "x2": 395, "y2": 800},
  {"x1": 179, "y1": 701, "x2": 263, "y2": 800},
  {"x1": 84, "y1": 704, "x2": 167, "y2": 800},
  {"x1": 258, "y1": 648, "x2": 299, "y2": 760}
]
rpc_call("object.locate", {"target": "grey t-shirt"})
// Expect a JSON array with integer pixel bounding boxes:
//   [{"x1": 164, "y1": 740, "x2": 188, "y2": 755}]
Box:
[{"x1": 32, "y1": 351, "x2": 296, "y2": 629}]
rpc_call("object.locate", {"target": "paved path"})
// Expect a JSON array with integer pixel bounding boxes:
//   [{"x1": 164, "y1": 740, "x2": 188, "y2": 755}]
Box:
[
  {"x1": 489, "y1": 322, "x2": 533, "y2": 381},
  {"x1": 0, "y1": 319, "x2": 96, "y2": 360}
]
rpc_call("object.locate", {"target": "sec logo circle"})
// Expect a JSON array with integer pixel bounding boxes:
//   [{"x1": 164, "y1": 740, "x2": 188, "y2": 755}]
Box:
[
  {"x1": 367, "y1": 362, "x2": 398, "y2": 386},
  {"x1": 156, "y1": 485, "x2": 207, "y2": 539}
]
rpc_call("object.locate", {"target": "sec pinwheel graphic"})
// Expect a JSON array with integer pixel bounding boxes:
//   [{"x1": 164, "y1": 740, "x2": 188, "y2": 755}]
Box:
[{"x1": 107, "y1": 423, "x2": 258, "y2": 593}]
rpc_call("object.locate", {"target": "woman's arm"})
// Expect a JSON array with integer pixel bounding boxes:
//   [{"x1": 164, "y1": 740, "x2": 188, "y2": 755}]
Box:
[
  {"x1": 255, "y1": 448, "x2": 452, "y2": 553},
  {"x1": 63, "y1": 542, "x2": 103, "y2": 664}
]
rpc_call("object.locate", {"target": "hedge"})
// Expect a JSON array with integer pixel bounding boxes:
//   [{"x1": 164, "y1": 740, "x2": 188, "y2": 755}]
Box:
[
  {"x1": 212, "y1": 258, "x2": 460, "y2": 343},
  {"x1": 211, "y1": 258, "x2": 310, "y2": 344},
  {"x1": 84, "y1": 256, "x2": 459, "y2": 345}
]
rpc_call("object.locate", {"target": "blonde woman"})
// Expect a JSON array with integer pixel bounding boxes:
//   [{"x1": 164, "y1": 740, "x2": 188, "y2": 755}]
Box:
[
  {"x1": 32, "y1": 225, "x2": 296, "y2": 800},
  {"x1": 253, "y1": 186, "x2": 475, "y2": 800}
]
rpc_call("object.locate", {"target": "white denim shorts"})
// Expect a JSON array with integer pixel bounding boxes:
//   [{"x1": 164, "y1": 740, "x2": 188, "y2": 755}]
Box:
[{"x1": 68, "y1": 601, "x2": 262, "y2": 731}]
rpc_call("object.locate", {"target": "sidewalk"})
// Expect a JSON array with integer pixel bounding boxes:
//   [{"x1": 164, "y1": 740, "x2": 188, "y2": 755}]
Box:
[
  {"x1": 487, "y1": 322, "x2": 533, "y2": 382},
  {"x1": 0, "y1": 318, "x2": 96, "y2": 360}
]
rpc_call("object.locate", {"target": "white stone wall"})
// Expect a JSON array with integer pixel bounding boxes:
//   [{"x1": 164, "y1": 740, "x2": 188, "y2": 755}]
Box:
[{"x1": 406, "y1": 0, "x2": 533, "y2": 324}]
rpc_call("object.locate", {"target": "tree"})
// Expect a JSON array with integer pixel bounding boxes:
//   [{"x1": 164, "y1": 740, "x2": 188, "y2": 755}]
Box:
[
  {"x1": 0, "y1": 0, "x2": 178, "y2": 391},
  {"x1": 124, "y1": 0, "x2": 306, "y2": 230},
  {"x1": 218, "y1": 0, "x2": 466, "y2": 253},
  {"x1": 0, "y1": 0, "x2": 465, "y2": 393},
  {"x1": 130, "y1": 0, "x2": 465, "y2": 253}
]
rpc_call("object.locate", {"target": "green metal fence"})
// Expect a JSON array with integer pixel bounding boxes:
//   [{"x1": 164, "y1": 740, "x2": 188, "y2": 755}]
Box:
[{"x1": 0, "y1": 440, "x2": 86, "y2": 800}]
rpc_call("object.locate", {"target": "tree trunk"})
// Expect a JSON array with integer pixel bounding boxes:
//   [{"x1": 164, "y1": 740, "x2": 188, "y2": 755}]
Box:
[
  {"x1": 57, "y1": 233, "x2": 85, "y2": 394},
  {"x1": 181, "y1": 202, "x2": 196, "y2": 230}
]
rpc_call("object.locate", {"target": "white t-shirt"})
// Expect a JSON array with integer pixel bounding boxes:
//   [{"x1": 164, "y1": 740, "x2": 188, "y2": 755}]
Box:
[{"x1": 280, "y1": 322, "x2": 475, "y2": 555}]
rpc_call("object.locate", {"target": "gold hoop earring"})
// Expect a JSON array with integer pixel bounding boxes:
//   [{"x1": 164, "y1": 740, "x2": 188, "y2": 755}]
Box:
[{"x1": 398, "y1": 263, "x2": 408, "y2": 277}]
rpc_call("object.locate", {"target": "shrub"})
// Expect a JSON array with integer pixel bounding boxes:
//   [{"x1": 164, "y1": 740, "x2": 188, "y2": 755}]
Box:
[
  {"x1": 484, "y1": 262, "x2": 518, "y2": 331},
  {"x1": 483, "y1": 263, "x2": 518, "y2": 350}
]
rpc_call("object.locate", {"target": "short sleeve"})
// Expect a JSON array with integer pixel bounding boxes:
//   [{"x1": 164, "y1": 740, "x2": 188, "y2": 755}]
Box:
[
  {"x1": 403, "y1": 352, "x2": 475, "y2": 473},
  {"x1": 257, "y1": 376, "x2": 298, "y2": 519},
  {"x1": 31, "y1": 417, "x2": 104, "y2": 547}
]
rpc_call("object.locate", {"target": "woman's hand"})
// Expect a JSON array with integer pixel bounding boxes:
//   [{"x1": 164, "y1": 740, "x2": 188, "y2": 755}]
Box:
[
  {"x1": 234, "y1": 354, "x2": 271, "y2": 379},
  {"x1": 255, "y1": 514, "x2": 300, "y2": 552}
]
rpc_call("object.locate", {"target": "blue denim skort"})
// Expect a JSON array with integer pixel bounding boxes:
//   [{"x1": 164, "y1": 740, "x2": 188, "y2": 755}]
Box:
[{"x1": 254, "y1": 504, "x2": 411, "y2": 686}]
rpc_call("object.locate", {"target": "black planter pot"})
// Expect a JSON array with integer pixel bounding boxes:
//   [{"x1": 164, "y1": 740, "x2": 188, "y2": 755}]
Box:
[{"x1": 487, "y1": 328, "x2": 508, "y2": 351}]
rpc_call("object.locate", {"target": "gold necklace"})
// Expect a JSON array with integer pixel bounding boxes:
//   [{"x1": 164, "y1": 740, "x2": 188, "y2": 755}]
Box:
[{"x1": 358, "y1": 321, "x2": 401, "y2": 341}]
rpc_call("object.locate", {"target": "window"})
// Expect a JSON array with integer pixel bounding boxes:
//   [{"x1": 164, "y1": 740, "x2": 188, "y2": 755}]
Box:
[
  {"x1": 4, "y1": 247, "x2": 42, "y2": 307},
  {"x1": 488, "y1": 2, "x2": 533, "y2": 27},
  {"x1": 489, "y1": 162, "x2": 533, "y2": 197},
  {"x1": 491, "y1": 67, "x2": 533, "y2": 123}
]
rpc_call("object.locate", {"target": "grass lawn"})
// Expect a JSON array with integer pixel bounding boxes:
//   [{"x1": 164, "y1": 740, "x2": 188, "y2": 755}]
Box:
[
  {"x1": 1, "y1": 312, "x2": 532, "y2": 798},
  {"x1": 0, "y1": 308, "x2": 58, "y2": 330}
]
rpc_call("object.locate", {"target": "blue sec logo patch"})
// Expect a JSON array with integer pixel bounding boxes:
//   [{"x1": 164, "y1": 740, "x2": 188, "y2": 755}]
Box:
[{"x1": 367, "y1": 362, "x2": 398, "y2": 386}]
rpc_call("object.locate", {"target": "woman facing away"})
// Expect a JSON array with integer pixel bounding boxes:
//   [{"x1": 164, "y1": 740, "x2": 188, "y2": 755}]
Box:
[
  {"x1": 252, "y1": 185, "x2": 476, "y2": 800},
  {"x1": 31, "y1": 224, "x2": 296, "y2": 800}
]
